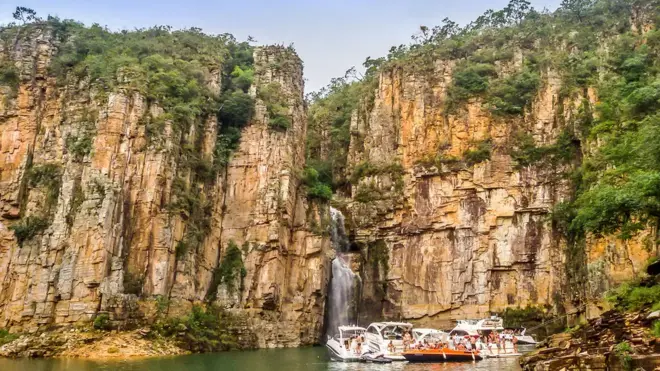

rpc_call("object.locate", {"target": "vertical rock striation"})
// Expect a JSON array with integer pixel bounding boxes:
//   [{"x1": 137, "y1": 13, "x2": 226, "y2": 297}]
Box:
[
  {"x1": 0, "y1": 25, "x2": 331, "y2": 347},
  {"x1": 345, "y1": 61, "x2": 654, "y2": 328}
]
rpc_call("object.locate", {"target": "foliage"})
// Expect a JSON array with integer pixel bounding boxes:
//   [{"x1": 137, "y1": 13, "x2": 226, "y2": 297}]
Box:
[
  {"x1": 151, "y1": 304, "x2": 241, "y2": 352},
  {"x1": 486, "y1": 68, "x2": 540, "y2": 115},
  {"x1": 0, "y1": 329, "x2": 18, "y2": 346},
  {"x1": 9, "y1": 216, "x2": 49, "y2": 246},
  {"x1": 169, "y1": 179, "x2": 213, "y2": 258},
  {"x1": 208, "y1": 240, "x2": 246, "y2": 299},
  {"x1": 306, "y1": 68, "x2": 378, "y2": 191},
  {"x1": 93, "y1": 313, "x2": 111, "y2": 331},
  {"x1": 499, "y1": 306, "x2": 545, "y2": 328},
  {"x1": 12, "y1": 7, "x2": 39, "y2": 24},
  {"x1": 653, "y1": 320, "x2": 660, "y2": 337},
  {"x1": 354, "y1": 182, "x2": 383, "y2": 203},
  {"x1": 350, "y1": 161, "x2": 404, "y2": 184},
  {"x1": 66, "y1": 180, "x2": 85, "y2": 226},
  {"x1": 301, "y1": 167, "x2": 333, "y2": 201},
  {"x1": 123, "y1": 271, "x2": 144, "y2": 295},
  {"x1": 447, "y1": 63, "x2": 498, "y2": 109},
  {"x1": 26, "y1": 163, "x2": 62, "y2": 208},
  {"x1": 613, "y1": 341, "x2": 634, "y2": 370},
  {"x1": 218, "y1": 90, "x2": 254, "y2": 128},
  {"x1": 258, "y1": 82, "x2": 291, "y2": 131},
  {"x1": 510, "y1": 130, "x2": 578, "y2": 168},
  {"x1": 0, "y1": 59, "x2": 20, "y2": 92},
  {"x1": 463, "y1": 140, "x2": 492, "y2": 165},
  {"x1": 65, "y1": 134, "x2": 93, "y2": 160},
  {"x1": 605, "y1": 278, "x2": 660, "y2": 312}
]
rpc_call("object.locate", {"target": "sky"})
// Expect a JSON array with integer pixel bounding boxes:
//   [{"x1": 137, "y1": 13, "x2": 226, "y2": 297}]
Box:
[{"x1": 0, "y1": 0, "x2": 562, "y2": 92}]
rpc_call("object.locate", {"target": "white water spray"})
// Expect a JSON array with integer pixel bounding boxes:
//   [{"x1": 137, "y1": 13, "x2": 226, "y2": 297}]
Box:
[{"x1": 326, "y1": 207, "x2": 359, "y2": 334}]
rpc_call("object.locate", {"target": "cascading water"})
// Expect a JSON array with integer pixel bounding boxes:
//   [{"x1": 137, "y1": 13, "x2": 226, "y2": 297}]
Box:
[{"x1": 326, "y1": 207, "x2": 360, "y2": 335}]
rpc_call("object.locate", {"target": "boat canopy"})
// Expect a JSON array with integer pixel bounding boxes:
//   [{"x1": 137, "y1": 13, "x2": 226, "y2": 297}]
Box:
[
  {"x1": 412, "y1": 328, "x2": 447, "y2": 342},
  {"x1": 368, "y1": 322, "x2": 413, "y2": 331},
  {"x1": 454, "y1": 317, "x2": 504, "y2": 331},
  {"x1": 337, "y1": 326, "x2": 366, "y2": 339},
  {"x1": 367, "y1": 322, "x2": 413, "y2": 340}
]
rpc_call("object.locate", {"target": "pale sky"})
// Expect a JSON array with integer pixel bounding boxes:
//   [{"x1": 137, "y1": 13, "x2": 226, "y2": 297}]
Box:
[{"x1": 0, "y1": 0, "x2": 562, "y2": 92}]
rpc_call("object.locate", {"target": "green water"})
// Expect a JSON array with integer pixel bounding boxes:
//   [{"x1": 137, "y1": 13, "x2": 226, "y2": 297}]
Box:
[{"x1": 0, "y1": 347, "x2": 522, "y2": 371}]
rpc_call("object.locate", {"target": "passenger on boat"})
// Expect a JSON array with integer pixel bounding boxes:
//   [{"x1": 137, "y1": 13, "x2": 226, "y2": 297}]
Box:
[
  {"x1": 350, "y1": 336, "x2": 359, "y2": 354},
  {"x1": 512, "y1": 335, "x2": 518, "y2": 353},
  {"x1": 356, "y1": 336, "x2": 362, "y2": 354},
  {"x1": 387, "y1": 340, "x2": 395, "y2": 353},
  {"x1": 475, "y1": 336, "x2": 483, "y2": 351},
  {"x1": 402, "y1": 331, "x2": 412, "y2": 351}
]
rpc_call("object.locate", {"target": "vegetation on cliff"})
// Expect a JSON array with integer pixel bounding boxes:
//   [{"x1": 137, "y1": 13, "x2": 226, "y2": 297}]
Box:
[
  {"x1": 151, "y1": 305, "x2": 246, "y2": 352},
  {"x1": 308, "y1": 0, "x2": 660, "y2": 311}
]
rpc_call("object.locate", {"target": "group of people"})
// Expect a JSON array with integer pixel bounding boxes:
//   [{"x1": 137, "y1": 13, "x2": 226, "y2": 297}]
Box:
[
  {"x1": 346, "y1": 335, "x2": 365, "y2": 355},
  {"x1": 390, "y1": 330, "x2": 518, "y2": 354}
]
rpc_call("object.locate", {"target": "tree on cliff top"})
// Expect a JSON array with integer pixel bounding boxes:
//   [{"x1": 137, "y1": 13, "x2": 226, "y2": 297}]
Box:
[{"x1": 12, "y1": 7, "x2": 39, "y2": 24}]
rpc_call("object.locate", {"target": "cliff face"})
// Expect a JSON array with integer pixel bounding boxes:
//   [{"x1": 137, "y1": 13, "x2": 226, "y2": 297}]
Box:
[
  {"x1": 345, "y1": 59, "x2": 654, "y2": 327},
  {"x1": 0, "y1": 26, "x2": 331, "y2": 347}
]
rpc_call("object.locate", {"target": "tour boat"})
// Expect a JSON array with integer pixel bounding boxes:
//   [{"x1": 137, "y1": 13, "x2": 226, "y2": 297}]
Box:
[
  {"x1": 449, "y1": 316, "x2": 504, "y2": 336},
  {"x1": 402, "y1": 348, "x2": 483, "y2": 362},
  {"x1": 506, "y1": 327, "x2": 537, "y2": 345},
  {"x1": 326, "y1": 325, "x2": 366, "y2": 362},
  {"x1": 412, "y1": 328, "x2": 449, "y2": 344},
  {"x1": 363, "y1": 321, "x2": 413, "y2": 361},
  {"x1": 448, "y1": 317, "x2": 536, "y2": 344}
]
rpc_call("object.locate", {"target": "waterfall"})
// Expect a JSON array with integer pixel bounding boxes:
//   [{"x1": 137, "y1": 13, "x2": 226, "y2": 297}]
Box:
[
  {"x1": 326, "y1": 207, "x2": 359, "y2": 334},
  {"x1": 329, "y1": 207, "x2": 349, "y2": 252}
]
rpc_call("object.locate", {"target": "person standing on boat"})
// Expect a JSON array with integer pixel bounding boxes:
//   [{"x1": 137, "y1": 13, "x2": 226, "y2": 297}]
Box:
[
  {"x1": 512, "y1": 335, "x2": 519, "y2": 353},
  {"x1": 350, "y1": 336, "x2": 359, "y2": 354},
  {"x1": 403, "y1": 330, "x2": 412, "y2": 351},
  {"x1": 387, "y1": 340, "x2": 395, "y2": 353}
]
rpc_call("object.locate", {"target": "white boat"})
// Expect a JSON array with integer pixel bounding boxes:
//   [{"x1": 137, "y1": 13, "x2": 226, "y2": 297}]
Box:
[
  {"x1": 448, "y1": 316, "x2": 528, "y2": 358},
  {"x1": 506, "y1": 327, "x2": 537, "y2": 345},
  {"x1": 326, "y1": 325, "x2": 367, "y2": 362},
  {"x1": 412, "y1": 328, "x2": 449, "y2": 344},
  {"x1": 449, "y1": 316, "x2": 504, "y2": 336},
  {"x1": 364, "y1": 322, "x2": 413, "y2": 361}
]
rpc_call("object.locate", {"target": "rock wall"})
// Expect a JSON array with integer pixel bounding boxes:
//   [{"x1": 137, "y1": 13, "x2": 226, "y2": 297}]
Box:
[
  {"x1": 345, "y1": 59, "x2": 655, "y2": 328},
  {"x1": 0, "y1": 26, "x2": 331, "y2": 347}
]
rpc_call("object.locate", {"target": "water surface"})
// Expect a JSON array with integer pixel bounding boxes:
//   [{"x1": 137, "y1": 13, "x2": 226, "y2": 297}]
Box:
[{"x1": 0, "y1": 347, "x2": 522, "y2": 371}]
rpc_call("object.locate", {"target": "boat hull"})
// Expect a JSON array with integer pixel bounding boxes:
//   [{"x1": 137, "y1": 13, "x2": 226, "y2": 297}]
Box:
[
  {"x1": 402, "y1": 349, "x2": 482, "y2": 363},
  {"x1": 326, "y1": 340, "x2": 362, "y2": 362}
]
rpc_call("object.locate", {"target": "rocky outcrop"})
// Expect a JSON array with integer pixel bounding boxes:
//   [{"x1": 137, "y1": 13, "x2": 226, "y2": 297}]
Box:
[
  {"x1": 520, "y1": 310, "x2": 660, "y2": 370},
  {"x1": 0, "y1": 328, "x2": 186, "y2": 358},
  {"x1": 344, "y1": 60, "x2": 654, "y2": 327},
  {"x1": 0, "y1": 25, "x2": 331, "y2": 348}
]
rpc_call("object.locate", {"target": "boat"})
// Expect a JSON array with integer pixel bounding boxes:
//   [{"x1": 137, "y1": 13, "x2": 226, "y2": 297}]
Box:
[
  {"x1": 506, "y1": 327, "x2": 537, "y2": 345},
  {"x1": 448, "y1": 316, "x2": 528, "y2": 358},
  {"x1": 326, "y1": 325, "x2": 366, "y2": 362},
  {"x1": 412, "y1": 328, "x2": 449, "y2": 344},
  {"x1": 363, "y1": 321, "x2": 413, "y2": 361},
  {"x1": 361, "y1": 352, "x2": 393, "y2": 363},
  {"x1": 402, "y1": 348, "x2": 483, "y2": 362},
  {"x1": 449, "y1": 317, "x2": 537, "y2": 344},
  {"x1": 449, "y1": 316, "x2": 504, "y2": 336}
]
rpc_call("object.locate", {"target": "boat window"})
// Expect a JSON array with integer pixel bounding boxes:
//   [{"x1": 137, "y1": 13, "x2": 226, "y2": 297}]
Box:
[{"x1": 367, "y1": 326, "x2": 379, "y2": 334}]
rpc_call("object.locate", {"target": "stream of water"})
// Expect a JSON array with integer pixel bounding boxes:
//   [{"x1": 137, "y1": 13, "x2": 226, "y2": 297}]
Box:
[{"x1": 326, "y1": 207, "x2": 359, "y2": 333}]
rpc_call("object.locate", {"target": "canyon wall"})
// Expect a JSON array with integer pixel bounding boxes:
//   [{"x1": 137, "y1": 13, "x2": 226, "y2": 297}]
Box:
[
  {"x1": 0, "y1": 25, "x2": 331, "y2": 347},
  {"x1": 344, "y1": 58, "x2": 655, "y2": 328}
]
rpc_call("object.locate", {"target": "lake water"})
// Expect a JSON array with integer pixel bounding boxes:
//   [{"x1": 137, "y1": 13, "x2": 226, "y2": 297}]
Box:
[{"x1": 0, "y1": 347, "x2": 522, "y2": 371}]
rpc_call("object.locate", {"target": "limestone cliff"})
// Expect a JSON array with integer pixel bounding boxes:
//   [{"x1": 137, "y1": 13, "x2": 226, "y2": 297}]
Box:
[
  {"x1": 0, "y1": 24, "x2": 331, "y2": 347},
  {"x1": 338, "y1": 43, "x2": 656, "y2": 328}
]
